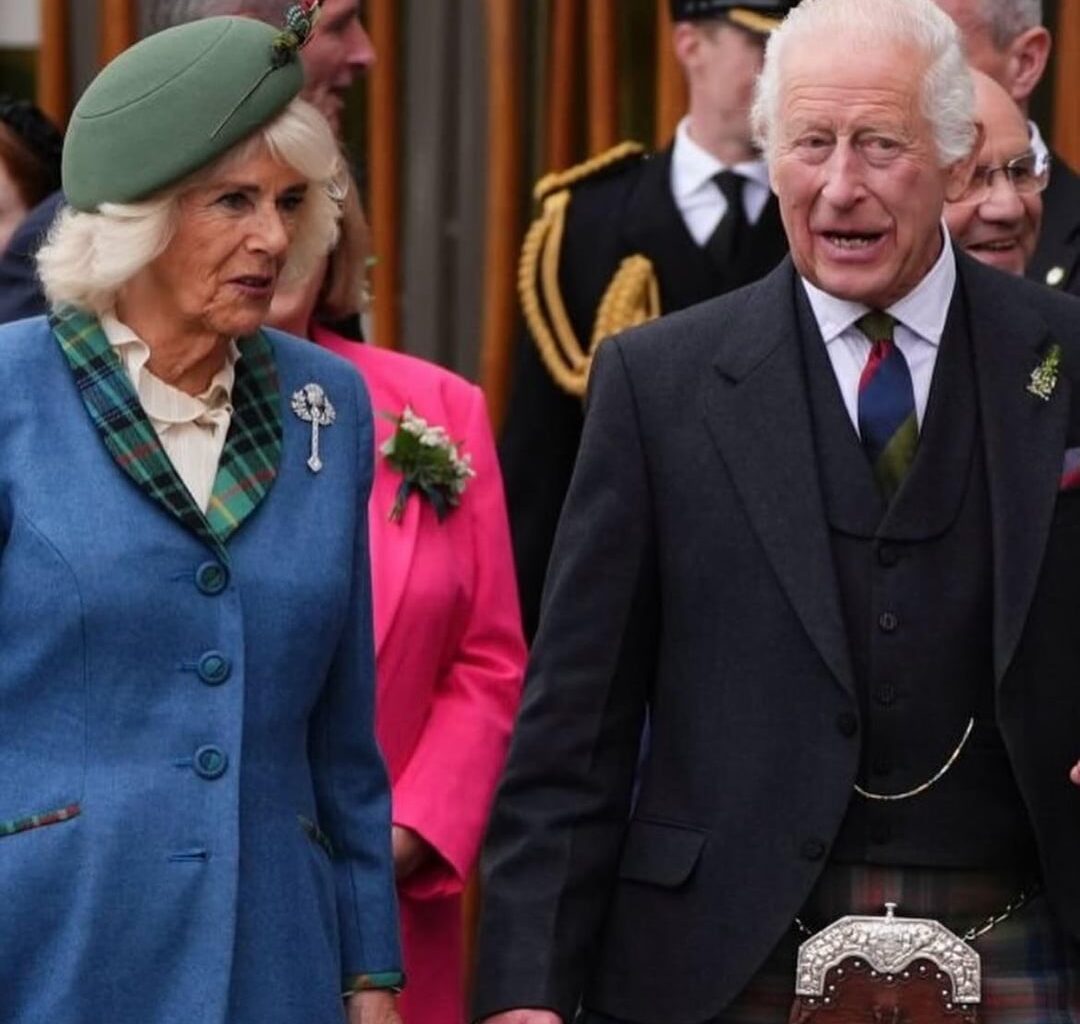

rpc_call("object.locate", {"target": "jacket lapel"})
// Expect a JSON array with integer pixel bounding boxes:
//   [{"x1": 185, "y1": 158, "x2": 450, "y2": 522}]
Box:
[
  {"x1": 962, "y1": 257, "x2": 1072, "y2": 682},
  {"x1": 205, "y1": 330, "x2": 282, "y2": 543},
  {"x1": 51, "y1": 307, "x2": 282, "y2": 559},
  {"x1": 50, "y1": 306, "x2": 225, "y2": 559},
  {"x1": 702, "y1": 261, "x2": 856, "y2": 696}
]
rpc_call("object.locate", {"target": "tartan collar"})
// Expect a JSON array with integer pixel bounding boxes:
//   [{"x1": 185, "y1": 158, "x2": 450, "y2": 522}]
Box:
[{"x1": 50, "y1": 306, "x2": 282, "y2": 560}]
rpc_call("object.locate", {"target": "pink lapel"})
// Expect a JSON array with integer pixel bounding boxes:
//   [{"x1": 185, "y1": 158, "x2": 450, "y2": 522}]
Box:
[{"x1": 312, "y1": 326, "x2": 424, "y2": 655}]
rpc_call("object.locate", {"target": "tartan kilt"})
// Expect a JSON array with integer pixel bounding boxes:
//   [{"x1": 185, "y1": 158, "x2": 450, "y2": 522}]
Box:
[
  {"x1": 718, "y1": 863, "x2": 1080, "y2": 1024},
  {"x1": 582, "y1": 863, "x2": 1080, "y2": 1024}
]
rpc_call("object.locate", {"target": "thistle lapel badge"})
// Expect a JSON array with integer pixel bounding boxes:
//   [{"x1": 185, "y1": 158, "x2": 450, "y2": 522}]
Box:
[
  {"x1": 1027, "y1": 344, "x2": 1062, "y2": 402},
  {"x1": 291, "y1": 383, "x2": 336, "y2": 473}
]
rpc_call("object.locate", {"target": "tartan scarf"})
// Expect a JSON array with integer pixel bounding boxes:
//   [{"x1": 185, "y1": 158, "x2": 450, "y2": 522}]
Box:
[{"x1": 50, "y1": 306, "x2": 282, "y2": 562}]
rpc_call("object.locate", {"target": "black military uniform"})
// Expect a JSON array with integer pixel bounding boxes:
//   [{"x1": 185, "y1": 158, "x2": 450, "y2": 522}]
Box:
[
  {"x1": 500, "y1": 0, "x2": 799, "y2": 638},
  {"x1": 1030, "y1": 154, "x2": 1080, "y2": 297}
]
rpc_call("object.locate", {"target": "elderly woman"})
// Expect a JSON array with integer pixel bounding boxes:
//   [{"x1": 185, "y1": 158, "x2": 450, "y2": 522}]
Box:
[{"x1": 0, "y1": 13, "x2": 401, "y2": 1024}]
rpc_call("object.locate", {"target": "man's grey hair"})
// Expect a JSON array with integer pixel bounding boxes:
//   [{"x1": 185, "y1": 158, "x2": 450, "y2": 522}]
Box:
[
  {"x1": 977, "y1": 0, "x2": 1043, "y2": 49},
  {"x1": 751, "y1": 0, "x2": 977, "y2": 167},
  {"x1": 141, "y1": 0, "x2": 289, "y2": 35}
]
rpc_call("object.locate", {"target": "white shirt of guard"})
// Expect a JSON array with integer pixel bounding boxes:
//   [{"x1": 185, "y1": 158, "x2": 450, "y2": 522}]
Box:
[{"x1": 670, "y1": 115, "x2": 772, "y2": 246}]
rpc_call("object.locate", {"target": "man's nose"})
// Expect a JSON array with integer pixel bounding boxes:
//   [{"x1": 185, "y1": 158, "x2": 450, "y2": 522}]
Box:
[
  {"x1": 820, "y1": 143, "x2": 866, "y2": 209},
  {"x1": 978, "y1": 170, "x2": 1025, "y2": 222},
  {"x1": 346, "y1": 20, "x2": 376, "y2": 70}
]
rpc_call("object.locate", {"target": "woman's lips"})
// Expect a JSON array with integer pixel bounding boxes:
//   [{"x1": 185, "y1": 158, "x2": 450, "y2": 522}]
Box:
[{"x1": 230, "y1": 275, "x2": 275, "y2": 297}]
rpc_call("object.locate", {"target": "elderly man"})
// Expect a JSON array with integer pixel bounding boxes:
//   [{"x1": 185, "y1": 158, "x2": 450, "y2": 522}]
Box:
[
  {"x1": 472, "y1": 1, "x2": 1080, "y2": 1023},
  {"x1": 0, "y1": 0, "x2": 373, "y2": 324},
  {"x1": 945, "y1": 70, "x2": 1048, "y2": 277},
  {"x1": 501, "y1": 1, "x2": 798, "y2": 640},
  {"x1": 933, "y1": 0, "x2": 1080, "y2": 294}
]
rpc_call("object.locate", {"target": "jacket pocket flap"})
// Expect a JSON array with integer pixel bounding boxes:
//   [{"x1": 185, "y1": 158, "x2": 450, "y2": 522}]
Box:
[{"x1": 617, "y1": 818, "x2": 707, "y2": 887}]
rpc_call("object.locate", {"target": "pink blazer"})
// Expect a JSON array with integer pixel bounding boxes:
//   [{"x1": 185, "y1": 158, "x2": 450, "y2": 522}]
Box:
[{"x1": 313, "y1": 325, "x2": 526, "y2": 1024}]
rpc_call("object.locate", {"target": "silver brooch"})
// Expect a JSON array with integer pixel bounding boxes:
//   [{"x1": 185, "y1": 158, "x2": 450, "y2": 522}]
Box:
[{"x1": 291, "y1": 383, "x2": 336, "y2": 473}]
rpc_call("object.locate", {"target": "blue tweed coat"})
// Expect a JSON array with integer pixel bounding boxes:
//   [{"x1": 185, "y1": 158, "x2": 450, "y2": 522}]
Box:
[{"x1": 0, "y1": 313, "x2": 401, "y2": 1023}]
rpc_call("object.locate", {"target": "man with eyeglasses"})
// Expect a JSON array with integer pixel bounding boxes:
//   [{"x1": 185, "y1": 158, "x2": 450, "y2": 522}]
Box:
[
  {"x1": 944, "y1": 69, "x2": 1048, "y2": 278},
  {"x1": 932, "y1": 0, "x2": 1080, "y2": 294}
]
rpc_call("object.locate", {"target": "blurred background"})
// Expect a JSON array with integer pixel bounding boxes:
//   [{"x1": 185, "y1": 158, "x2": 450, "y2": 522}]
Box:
[{"x1": 0, "y1": 0, "x2": 1077, "y2": 425}]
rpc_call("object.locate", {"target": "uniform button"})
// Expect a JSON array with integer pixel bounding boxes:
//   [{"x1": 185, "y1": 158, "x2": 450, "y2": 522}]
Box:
[
  {"x1": 870, "y1": 821, "x2": 893, "y2": 845},
  {"x1": 801, "y1": 838, "x2": 827, "y2": 861},
  {"x1": 877, "y1": 543, "x2": 900, "y2": 568},
  {"x1": 878, "y1": 611, "x2": 899, "y2": 633},
  {"x1": 193, "y1": 745, "x2": 228, "y2": 780},
  {"x1": 836, "y1": 712, "x2": 858, "y2": 737},
  {"x1": 197, "y1": 651, "x2": 231, "y2": 686},
  {"x1": 875, "y1": 685, "x2": 896, "y2": 707},
  {"x1": 195, "y1": 561, "x2": 229, "y2": 595}
]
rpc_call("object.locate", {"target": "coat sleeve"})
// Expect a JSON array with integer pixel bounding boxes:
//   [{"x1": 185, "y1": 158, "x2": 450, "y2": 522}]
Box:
[
  {"x1": 309, "y1": 368, "x2": 403, "y2": 984},
  {"x1": 471, "y1": 338, "x2": 660, "y2": 1023},
  {"x1": 391, "y1": 382, "x2": 527, "y2": 899}
]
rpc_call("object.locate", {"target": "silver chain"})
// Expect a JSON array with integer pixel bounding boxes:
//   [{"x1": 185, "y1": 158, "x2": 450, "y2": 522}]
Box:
[
  {"x1": 853, "y1": 717, "x2": 975, "y2": 802},
  {"x1": 793, "y1": 883, "x2": 1041, "y2": 943}
]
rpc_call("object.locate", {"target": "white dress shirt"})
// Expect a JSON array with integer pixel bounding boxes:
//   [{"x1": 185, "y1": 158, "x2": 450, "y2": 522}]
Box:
[
  {"x1": 800, "y1": 229, "x2": 957, "y2": 436},
  {"x1": 102, "y1": 313, "x2": 238, "y2": 512},
  {"x1": 670, "y1": 116, "x2": 772, "y2": 246}
]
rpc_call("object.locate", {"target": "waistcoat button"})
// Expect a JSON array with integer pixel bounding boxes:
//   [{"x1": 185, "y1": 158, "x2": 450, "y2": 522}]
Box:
[
  {"x1": 801, "y1": 838, "x2": 826, "y2": 861},
  {"x1": 877, "y1": 543, "x2": 900, "y2": 568},
  {"x1": 878, "y1": 611, "x2": 899, "y2": 633},
  {"x1": 836, "y1": 712, "x2": 858, "y2": 737}
]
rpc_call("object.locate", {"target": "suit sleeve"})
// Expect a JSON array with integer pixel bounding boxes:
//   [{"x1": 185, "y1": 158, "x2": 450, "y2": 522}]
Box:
[
  {"x1": 472, "y1": 338, "x2": 659, "y2": 1023},
  {"x1": 310, "y1": 368, "x2": 403, "y2": 986},
  {"x1": 391, "y1": 382, "x2": 528, "y2": 898}
]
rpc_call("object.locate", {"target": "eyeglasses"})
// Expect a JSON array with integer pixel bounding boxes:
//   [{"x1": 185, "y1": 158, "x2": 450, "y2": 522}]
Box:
[{"x1": 956, "y1": 150, "x2": 1051, "y2": 204}]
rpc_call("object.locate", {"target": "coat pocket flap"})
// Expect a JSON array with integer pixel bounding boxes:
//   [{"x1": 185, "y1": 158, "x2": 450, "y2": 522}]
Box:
[{"x1": 617, "y1": 818, "x2": 707, "y2": 887}]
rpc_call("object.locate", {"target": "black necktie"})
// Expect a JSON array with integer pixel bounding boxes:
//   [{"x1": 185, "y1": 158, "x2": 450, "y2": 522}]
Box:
[{"x1": 706, "y1": 170, "x2": 747, "y2": 274}]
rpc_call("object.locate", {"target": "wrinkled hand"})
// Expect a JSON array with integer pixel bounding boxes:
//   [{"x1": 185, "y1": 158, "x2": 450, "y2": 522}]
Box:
[
  {"x1": 392, "y1": 825, "x2": 434, "y2": 881},
  {"x1": 481, "y1": 1012, "x2": 562, "y2": 1024},
  {"x1": 347, "y1": 989, "x2": 402, "y2": 1024},
  {"x1": 1070, "y1": 760, "x2": 1080, "y2": 787}
]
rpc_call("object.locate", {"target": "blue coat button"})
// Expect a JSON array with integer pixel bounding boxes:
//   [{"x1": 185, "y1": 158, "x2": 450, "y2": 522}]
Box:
[
  {"x1": 195, "y1": 562, "x2": 229, "y2": 595},
  {"x1": 193, "y1": 745, "x2": 228, "y2": 780},
  {"x1": 197, "y1": 651, "x2": 231, "y2": 686}
]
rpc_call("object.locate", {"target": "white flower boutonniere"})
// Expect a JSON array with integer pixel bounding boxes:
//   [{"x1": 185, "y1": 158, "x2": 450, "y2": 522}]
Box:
[
  {"x1": 1027, "y1": 344, "x2": 1062, "y2": 402},
  {"x1": 380, "y1": 406, "x2": 475, "y2": 523}
]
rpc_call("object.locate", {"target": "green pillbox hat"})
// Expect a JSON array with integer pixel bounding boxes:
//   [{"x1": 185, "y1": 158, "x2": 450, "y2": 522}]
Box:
[{"x1": 62, "y1": 17, "x2": 303, "y2": 212}]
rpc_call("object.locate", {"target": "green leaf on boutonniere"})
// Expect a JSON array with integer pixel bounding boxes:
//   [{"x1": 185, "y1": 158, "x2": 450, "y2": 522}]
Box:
[
  {"x1": 1027, "y1": 344, "x2": 1062, "y2": 402},
  {"x1": 380, "y1": 405, "x2": 475, "y2": 523}
]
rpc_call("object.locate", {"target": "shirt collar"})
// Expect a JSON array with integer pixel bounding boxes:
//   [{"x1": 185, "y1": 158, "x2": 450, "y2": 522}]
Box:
[
  {"x1": 671, "y1": 116, "x2": 771, "y2": 201},
  {"x1": 101, "y1": 312, "x2": 239, "y2": 424},
  {"x1": 800, "y1": 227, "x2": 957, "y2": 346}
]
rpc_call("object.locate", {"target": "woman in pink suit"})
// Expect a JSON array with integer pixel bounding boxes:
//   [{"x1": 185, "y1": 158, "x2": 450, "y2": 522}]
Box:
[{"x1": 273, "y1": 189, "x2": 526, "y2": 1024}]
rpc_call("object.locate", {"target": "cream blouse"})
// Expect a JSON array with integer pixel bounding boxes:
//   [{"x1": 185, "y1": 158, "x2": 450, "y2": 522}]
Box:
[{"x1": 101, "y1": 313, "x2": 239, "y2": 513}]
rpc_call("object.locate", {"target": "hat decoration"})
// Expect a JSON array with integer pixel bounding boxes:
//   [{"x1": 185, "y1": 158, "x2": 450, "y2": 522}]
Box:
[
  {"x1": 213, "y1": 0, "x2": 326, "y2": 137},
  {"x1": 271, "y1": 0, "x2": 325, "y2": 68}
]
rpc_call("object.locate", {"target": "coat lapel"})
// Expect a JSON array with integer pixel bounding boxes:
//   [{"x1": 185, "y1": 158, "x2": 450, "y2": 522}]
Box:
[
  {"x1": 205, "y1": 330, "x2": 282, "y2": 543},
  {"x1": 51, "y1": 307, "x2": 281, "y2": 559},
  {"x1": 962, "y1": 257, "x2": 1072, "y2": 682},
  {"x1": 701, "y1": 261, "x2": 856, "y2": 696}
]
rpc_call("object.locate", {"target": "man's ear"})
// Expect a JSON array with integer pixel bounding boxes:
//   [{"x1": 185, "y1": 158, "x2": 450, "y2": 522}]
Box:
[
  {"x1": 1004, "y1": 25, "x2": 1051, "y2": 106},
  {"x1": 944, "y1": 121, "x2": 985, "y2": 202},
  {"x1": 672, "y1": 22, "x2": 702, "y2": 73}
]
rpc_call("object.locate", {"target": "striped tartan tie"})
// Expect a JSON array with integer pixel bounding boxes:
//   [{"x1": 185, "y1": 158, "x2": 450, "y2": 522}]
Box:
[{"x1": 856, "y1": 311, "x2": 918, "y2": 501}]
